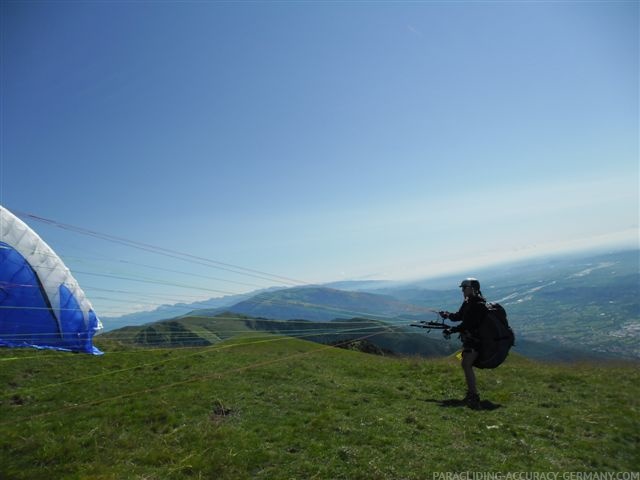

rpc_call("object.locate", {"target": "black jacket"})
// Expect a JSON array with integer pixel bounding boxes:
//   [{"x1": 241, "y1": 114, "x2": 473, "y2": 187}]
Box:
[{"x1": 448, "y1": 295, "x2": 487, "y2": 336}]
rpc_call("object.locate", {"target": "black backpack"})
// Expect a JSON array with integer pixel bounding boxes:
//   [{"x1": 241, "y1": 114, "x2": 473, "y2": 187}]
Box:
[{"x1": 473, "y1": 302, "x2": 515, "y2": 369}]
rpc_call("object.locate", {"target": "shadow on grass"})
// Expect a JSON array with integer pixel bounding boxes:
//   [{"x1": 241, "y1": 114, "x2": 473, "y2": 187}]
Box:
[{"x1": 423, "y1": 398, "x2": 503, "y2": 411}]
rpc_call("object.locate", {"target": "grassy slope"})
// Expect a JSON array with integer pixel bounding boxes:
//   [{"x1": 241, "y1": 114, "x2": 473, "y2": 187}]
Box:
[{"x1": 1, "y1": 336, "x2": 638, "y2": 479}]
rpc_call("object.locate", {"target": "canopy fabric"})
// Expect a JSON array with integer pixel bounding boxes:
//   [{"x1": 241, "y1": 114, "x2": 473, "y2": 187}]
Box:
[{"x1": 0, "y1": 206, "x2": 102, "y2": 354}]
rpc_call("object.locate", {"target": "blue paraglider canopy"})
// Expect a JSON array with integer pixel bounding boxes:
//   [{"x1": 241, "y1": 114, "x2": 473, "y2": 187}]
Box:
[{"x1": 0, "y1": 206, "x2": 103, "y2": 354}]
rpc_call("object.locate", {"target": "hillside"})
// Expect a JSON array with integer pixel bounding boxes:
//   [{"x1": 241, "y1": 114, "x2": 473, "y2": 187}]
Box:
[
  {"x1": 104, "y1": 312, "x2": 605, "y2": 363},
  {"x1": 100, "y1": 291, "x2": 272, "y2": 332},
  {"x1": 103, "y1": 313, "x2": 456, "y2": 358},
  {"x1": 1, "y1": 336, "x2": 638, "y2": 479}
]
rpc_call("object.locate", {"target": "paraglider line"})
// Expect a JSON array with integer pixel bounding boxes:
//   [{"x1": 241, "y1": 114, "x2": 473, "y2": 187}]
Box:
[{"x1": 14, "y1": 210, "x2": 308, "y2": 286}]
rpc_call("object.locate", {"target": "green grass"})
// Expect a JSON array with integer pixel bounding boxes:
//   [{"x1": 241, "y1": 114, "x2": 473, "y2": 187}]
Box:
[{"x1": 1, "y1": 335, "x2": 638, "y2": 479}]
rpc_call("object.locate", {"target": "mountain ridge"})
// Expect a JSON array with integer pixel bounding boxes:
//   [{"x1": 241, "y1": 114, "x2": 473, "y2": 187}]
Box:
[{"x1": 100, "y1": 249, "x2": 639, "y2": 360}]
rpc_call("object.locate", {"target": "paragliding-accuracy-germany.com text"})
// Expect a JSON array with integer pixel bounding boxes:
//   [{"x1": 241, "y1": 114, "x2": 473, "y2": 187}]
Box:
[{"x1": 432, "y1": 473, "x2": 639, "y2": 480}]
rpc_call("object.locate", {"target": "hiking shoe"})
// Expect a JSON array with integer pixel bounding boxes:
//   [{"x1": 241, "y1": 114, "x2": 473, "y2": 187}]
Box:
[{"x1": 464, "y1": 392, "x2": 480, "y2": 409}]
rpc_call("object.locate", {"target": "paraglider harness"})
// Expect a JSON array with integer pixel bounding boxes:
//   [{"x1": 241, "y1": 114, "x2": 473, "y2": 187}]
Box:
[{"x1": 411, "y1": 302, "x2": 515, "y2": 369}]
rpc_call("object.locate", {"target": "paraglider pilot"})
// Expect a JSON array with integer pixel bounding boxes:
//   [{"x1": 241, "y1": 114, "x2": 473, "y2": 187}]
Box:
[{"x1": 439, "y1": 278, "x2": 488, "y2": 409}]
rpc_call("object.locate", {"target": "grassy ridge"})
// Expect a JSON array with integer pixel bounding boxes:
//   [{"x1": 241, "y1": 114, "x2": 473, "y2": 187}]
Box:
[
  {"x1": 104, "y1": 313, "x2": 456, "y2": 357},
  {"x1": 1, "y1": 336, "x2": 638, "y2": 479}
]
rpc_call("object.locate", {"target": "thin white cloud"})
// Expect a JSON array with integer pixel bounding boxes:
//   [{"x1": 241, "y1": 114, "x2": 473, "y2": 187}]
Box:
[{"x1": 407, "y1": 24, "x2": 423, "y2": 37}]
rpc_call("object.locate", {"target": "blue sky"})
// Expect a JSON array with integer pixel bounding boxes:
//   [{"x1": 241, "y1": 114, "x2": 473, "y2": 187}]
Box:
[{"x1": 1, "y1": 1, "x2": 638, "y2": 315}]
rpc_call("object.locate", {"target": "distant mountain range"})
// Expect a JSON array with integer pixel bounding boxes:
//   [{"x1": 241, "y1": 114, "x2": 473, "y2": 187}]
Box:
[{"x1": 101, "y1": 249, "x2": 640, "y2": 361}]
